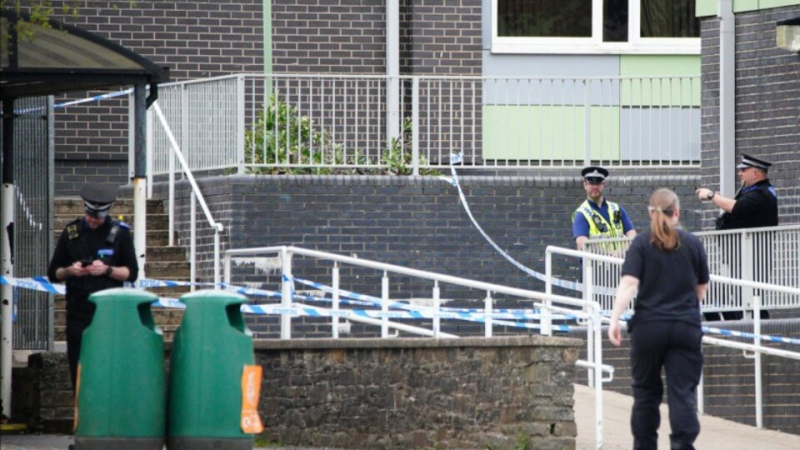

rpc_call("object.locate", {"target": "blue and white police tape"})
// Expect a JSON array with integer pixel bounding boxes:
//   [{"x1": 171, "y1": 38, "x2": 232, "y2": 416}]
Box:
[
  {"x1": 702, "y1": 326, "x2": 800, "y2": 346},
  {"x1": 1, "y1": 275, "x2": 65, "y2": 294},
  {"x1": 291, "y1": 276, "x2": 578, "y2": 320},
  {"x1": 10, "y1": 274, "x2": 798, "y2": 344},
  {"x1": 441, "y1": 153, "x2": 618, "y2": 296},
  {"x1": 150, "y1": 296, "x2": 571, "y2": 331}
]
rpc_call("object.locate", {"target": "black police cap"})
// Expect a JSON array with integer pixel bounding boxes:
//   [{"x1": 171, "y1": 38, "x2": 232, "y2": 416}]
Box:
[
  {"x1": 581, "y1": 166, "x2": 609, "y2": 182},
  {"x1": 736, "y1": 154, "x2": 772, "y2": 172},
  {"x1": 80, "y1": 184, "x2": 118, "y2": 214}
]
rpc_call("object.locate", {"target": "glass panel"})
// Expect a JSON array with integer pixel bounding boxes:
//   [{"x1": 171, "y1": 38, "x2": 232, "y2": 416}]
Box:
[
  {"x1": 603, "y1": 0, "x2": 628, "y2": 42},
  {"x1": 497, "y1": 0, "x2": 592, "y2": 38},
  {"x1": 641, "y1": 0, "x2": 699, "y2": 38}
]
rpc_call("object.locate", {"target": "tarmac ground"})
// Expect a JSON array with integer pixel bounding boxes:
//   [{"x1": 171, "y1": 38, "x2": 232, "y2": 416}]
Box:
[{"x1": 3, "y1": 384, "x2": 800, "y2": 449}]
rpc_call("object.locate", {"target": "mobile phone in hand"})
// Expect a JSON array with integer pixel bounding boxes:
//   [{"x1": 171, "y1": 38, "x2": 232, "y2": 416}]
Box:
[{"x1": 81, "y1": 259, "x2": 95, "y2": 267}]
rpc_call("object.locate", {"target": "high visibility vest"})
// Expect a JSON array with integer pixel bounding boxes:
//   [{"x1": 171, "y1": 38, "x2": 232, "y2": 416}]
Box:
[{"x1": 572, "y1": 199, "x2": 625, "y2": 240}]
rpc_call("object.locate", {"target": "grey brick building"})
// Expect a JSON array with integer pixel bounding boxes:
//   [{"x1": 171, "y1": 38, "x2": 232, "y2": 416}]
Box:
[{"x1": 700, "y1": 4, "x2": 800, "y2": 228}]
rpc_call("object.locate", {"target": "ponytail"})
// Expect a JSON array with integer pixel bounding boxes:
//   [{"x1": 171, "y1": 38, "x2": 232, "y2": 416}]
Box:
[{"x1": 649, "y1": 188, "x2": 680, "y2": 252}]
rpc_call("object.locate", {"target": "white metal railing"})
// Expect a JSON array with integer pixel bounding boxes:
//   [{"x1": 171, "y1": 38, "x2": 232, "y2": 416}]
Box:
[
  {"x1": 148, "y1": 73, "x2": 701, "y2": 175},
  {"x1": 151, "y1": 102, "x2": 224, "y2": 286},
  {"x1": 546, "y1": 244, "x2": 800, "y2": 432},
  {"x1": 583, "y1": 225, "x2": 800, "y2": 315},
  {"x1": 224, "y1": 245, "x2": 612, "y2": 449}
]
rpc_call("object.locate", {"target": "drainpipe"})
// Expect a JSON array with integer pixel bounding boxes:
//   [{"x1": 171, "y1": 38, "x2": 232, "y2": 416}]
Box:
[
  {"x1": 718, "y1": 0, "x2": 736, "y2": 197},
  {"x1": 386, "y1": 0, "x2": 400, "y2": 146},
  {"x1": 1, "y1": 99, "x2": 15, "y2": 419}
]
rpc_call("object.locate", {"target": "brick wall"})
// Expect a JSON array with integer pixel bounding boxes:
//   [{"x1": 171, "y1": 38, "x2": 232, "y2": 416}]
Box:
[
  {"x1": 271, "y1": 0, "x2": 482, "y2": 76},
  {"x1": 149, "y1": 174, "x2": 702, "y2": 338},
  {"x1": 700, "y1": 6, "x2": 800, "y2": 229},
  {"x1": 44, "y1": 0, "x2": 265, "y2": 194},
  {"x1": 399, "y1": 0, "x2": 482, "y2": 76}
]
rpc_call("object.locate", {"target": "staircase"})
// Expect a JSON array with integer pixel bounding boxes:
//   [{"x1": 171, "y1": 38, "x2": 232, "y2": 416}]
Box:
[{"x1": 53, "y1": 198, "x2": 190, "y2": 341}]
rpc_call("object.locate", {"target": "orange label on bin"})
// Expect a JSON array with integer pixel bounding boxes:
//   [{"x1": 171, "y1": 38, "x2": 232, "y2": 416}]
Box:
[
  {"x1": 73, "y1": 364, "x2": 81, "y2": 431},
  {"x1": 241, "y1": 365, "x2": 264, "y2": 434}
]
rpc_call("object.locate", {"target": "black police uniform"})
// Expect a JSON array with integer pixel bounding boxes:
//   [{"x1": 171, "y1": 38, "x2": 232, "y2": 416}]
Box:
[
  {"x1": 715, "y1": 179, "x2": 778, "y2": 230},
  {"x1": 622, "y1": 229, "x2": 710, "y2": 450},
  {"x1": 47, "y1": 215, "x2": 138, "y2": 388},
  {"x1": 714, "y1": 179, "x2": 778, "y2": 320}
]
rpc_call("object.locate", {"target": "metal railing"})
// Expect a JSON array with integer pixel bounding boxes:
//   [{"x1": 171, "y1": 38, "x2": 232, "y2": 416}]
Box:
[
  {"x1": 151, "y1": 102, "x2": 224, "y2": 286},
  {"x1": 583, "y1": 225, "x2": 800, "y2": 315},
  {"x1": 148, "y1": 73, "x2": 701, "y2": 175},
  {"x1": 223, "y1": 245, "x2": 612, "y2": 449},
  {"x1": 545, "y1": 244, "x2": 800, "y2": 432}
]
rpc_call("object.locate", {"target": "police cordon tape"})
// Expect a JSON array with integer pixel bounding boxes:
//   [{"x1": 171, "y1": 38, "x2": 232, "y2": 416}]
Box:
[
  {"x1": 4, "y1": 275, "x2": 800, "y2": 344},
  {"x1": 440, "y1": 153, "x2": 618, "y2": 296}
]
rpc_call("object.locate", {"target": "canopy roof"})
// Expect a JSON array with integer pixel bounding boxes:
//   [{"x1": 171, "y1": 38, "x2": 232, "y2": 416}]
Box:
[{"x1": 1, "y1": 10, "x2": 168, "y2": 100}]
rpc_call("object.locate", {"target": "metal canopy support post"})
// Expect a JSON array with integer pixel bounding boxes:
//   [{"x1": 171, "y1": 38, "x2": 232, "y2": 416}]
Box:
[
  {"x1": 1, "y1": 99, "x2": 15, "y2": 418},
  {"x1": 133, "y1": 85, "x2": 148, "y2": 282}
]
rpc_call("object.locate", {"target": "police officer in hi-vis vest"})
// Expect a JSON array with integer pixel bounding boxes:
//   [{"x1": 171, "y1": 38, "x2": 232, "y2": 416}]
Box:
[
  {"x1": 48, "y1": 184, "x2": 139, "y2": 390},
  {"x1": 572, "y1": 166, "x2": 637, "y2": 250}
]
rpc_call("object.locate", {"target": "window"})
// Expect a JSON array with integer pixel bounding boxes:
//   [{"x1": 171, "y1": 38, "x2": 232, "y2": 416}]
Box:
[{"x1": 492, "y1": 0, "x2": 700, "y2": 54}]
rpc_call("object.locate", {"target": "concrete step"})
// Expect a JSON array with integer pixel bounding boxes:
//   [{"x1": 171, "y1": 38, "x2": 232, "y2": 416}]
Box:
[
  {"x1": 145, "y1": 246, "x2": 187, "y2": 262},
  {"x1": 55, "y1": 198, "x2": 163, "y2": 216},
  {"x1": 145, "y1": 261, "x2": 190, "y2": 279},
  {"x1": 54, "y1": 214, "x2": 170, "y2": 232},
  {"x1": 50, "y1": 229, "x2": 176, "y2": 248}
]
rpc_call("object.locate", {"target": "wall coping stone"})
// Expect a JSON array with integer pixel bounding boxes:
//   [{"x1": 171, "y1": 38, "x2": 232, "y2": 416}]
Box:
[{"x1": 253, "y1": 335, "x2": 583, "y2": 351}]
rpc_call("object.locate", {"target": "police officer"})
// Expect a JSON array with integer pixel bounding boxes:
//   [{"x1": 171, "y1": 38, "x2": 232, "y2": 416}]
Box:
[
  {"x1": 572, "y1": 166, "x2": 636, "y2": 250},
  {"x1": 696, "y1": 154, "x2": 778, "y2": 320},
  {"x1": 48, "y1": 184, "x2": 139, "y2": 389},
  {"x1": 609, "y1": 188, "x2": 709, "y2": 450},
  {"x1": 695, "y1": 153, "x2": 778, "y2": 230}
]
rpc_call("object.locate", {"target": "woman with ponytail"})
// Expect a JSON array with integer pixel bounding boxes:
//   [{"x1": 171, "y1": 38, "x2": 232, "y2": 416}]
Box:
[{"x1": 608, "y1": 188, "x2": 710, "y2": 450}]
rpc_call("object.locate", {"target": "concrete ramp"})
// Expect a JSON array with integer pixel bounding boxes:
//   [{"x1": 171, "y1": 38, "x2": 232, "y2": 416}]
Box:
[{"x1": 574, "y1": 384, "x2": 800, "y2": 450}]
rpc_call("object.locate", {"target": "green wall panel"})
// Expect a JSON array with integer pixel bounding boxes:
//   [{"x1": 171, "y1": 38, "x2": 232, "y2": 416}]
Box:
[
  {"x1": 620, "y1": 56, "x2": 701, "y2": 106},
  {"x1": 483, "y1": 105, "x2": 620, "y2": 161},
  {"x1": 696, "y1": 0, "x2": 800, "y2": 16}
]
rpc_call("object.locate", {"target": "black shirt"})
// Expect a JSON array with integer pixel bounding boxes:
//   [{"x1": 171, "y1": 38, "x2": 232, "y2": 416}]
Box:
[
  {"x1": 48, "y1": 217, "x2": 139, "y2": 321},
  {"x1": 621, "y1": 229, "x2": 710, "y2": 326},
  {"x1": 716, "y1": 179, "x2": 778, "y2": 230}
]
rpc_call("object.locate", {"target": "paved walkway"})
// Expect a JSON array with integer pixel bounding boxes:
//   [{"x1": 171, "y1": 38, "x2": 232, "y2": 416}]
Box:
[
  {"x1": 574, "y1": 384, "x2": 800, "y2": 450},
  {"x1": 3, "y1": 384, "x2": 800, "y2": 449}
]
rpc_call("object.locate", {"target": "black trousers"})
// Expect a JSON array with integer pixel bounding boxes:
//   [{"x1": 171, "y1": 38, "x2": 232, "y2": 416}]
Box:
[
  {"x1": 66, "y1": 316, "x2": 91, "y2": 391},
  {"x1": 630, "y1": 320, "x2": 703, "y2": 450}
]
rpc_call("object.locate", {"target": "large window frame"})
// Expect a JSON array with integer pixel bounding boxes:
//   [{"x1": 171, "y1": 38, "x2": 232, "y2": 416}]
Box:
[{"x1": 491, "y1": 0, "x2": 700, "y2": 55}]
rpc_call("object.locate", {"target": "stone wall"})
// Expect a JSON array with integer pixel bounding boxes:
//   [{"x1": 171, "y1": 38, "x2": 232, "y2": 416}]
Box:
[
  {"x1": 258, "y1": 336, "x2": 580, "y2": 449},
  {"x1": 700, "y1": 6, "x2": 800, "y2": 229},
  {"x1": 13, "y1": 336, "x2": 582, "y2": 450},
  {"x1": 12, "y1": 353, "x2": 74, "y2": 434}
]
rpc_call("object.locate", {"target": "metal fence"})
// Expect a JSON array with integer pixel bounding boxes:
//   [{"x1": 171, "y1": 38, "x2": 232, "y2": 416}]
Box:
[
  {"x1": 583, "y1": 225, "x2": 800, "y2": 314},
  {"x1": 145, "y1": 73, "x2": 701, "y2": 176},
  {"x1": 7, "y1": 96, "x2": 54, "y2": 350}
]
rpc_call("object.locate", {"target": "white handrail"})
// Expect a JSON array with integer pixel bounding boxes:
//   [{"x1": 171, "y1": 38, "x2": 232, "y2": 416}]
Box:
[
  {"x1": 225, "y1": 245, "x2": 589, "y2": 309},
  {"x1": 152, "y1": 101, "x2": 224, "y2": 284},
  {"x1": 152, "y1": 102, "x2": 223, "y2": 234}
]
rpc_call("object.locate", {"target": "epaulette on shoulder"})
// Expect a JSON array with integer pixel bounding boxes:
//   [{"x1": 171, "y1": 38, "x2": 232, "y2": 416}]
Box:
[
  {"x1": 117, "y1": 221, "x2": 131, "y2": 229},
  {"x1": 66, "y1": 220, "x2": 81, "y2": 240}
]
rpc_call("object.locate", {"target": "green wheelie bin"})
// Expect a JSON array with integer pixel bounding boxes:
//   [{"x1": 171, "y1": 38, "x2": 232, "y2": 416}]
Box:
[
  {"x1": 75, "y1": 288, "x2": 165, "y2": 450},
  {"x1": 167, "y1": 290, "x2": 263, "y2": 450}
]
